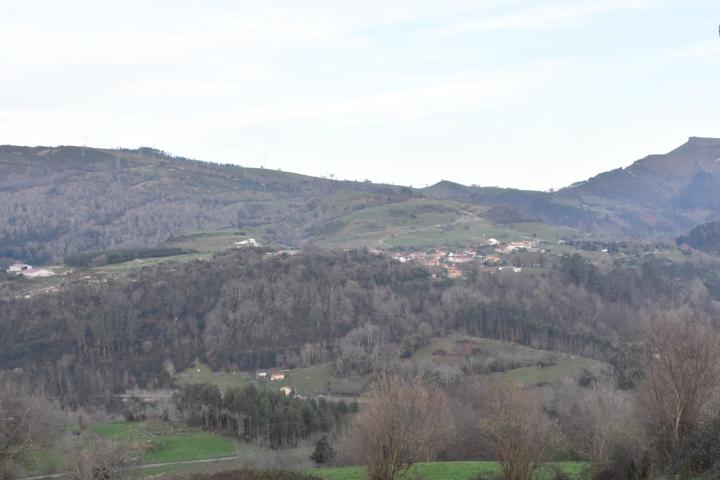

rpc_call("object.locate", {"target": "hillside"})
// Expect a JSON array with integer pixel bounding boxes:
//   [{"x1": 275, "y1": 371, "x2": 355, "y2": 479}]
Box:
[
  {"x1": 560, "y1": 137, "x2": 720, "y2": 234},
  {"x1": 0, "y1": 146, "x2": 416, "y2": 264},
  {"x1": 0, "y1": 145, "x2": 580, "y2": 266},
  {"x1": 3, "y1": 138, "x2": 720, "y2": 266},
  {"x1": 677, "y1": 219, "x2": 720, "y2": 253},
  {"x1": 424, "y1": 137, "x2": 720, "y2": 237}
]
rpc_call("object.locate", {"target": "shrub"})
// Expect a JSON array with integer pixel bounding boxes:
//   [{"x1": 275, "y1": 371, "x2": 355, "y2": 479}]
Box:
[
  {"x1": 184, "y1": 468, "x2": 320, "y2": 480},
  {"x1": 669, "y1": 416, "x2": 720, "y2": 478}
]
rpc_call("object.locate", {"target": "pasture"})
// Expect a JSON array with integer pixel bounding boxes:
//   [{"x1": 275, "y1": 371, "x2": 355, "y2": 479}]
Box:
[{"x1": 312, "y1": 461, "x2": 590, "y2": 480}]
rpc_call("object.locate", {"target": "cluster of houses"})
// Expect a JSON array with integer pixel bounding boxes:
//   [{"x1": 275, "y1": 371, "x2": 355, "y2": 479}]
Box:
[
  {"x1": 385, "y1": 238, "x2": 545, "y2": 279},
  {"x1": 256, "y1": 370, "x2": 293, "y2": 396},
  {"x1": 5, "y1": 263, "x2": 55, "y2": 278}
]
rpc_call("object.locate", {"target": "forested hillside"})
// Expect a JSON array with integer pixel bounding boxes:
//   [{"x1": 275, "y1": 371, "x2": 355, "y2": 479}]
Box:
[
  {"x1": 4, "y1": 138, "x2": 720, "y2": 267},
  {"x1": 0, "y1": 146, "x2": 415, "y2": 264},
  {"x1": 677, "y1": 219, "x2": 720, "y2": 253},
  {"x1": 1, "y1": 248, "x2": 717, "y2": 406}
]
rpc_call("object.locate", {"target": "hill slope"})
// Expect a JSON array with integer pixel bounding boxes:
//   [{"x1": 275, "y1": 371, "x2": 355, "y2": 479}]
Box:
[
  {"x1": 0, "y1": 146, "x2": 415, "y2": 263},
  {"x1": 3, "y1": 137, "x2": 720, "y2": 264},
  {"x1": 560, "y1": 137, "x2": 720, "y2": 233},
  {"x1": 424, "y1": 137, "x2": 720, "y2": 237}
]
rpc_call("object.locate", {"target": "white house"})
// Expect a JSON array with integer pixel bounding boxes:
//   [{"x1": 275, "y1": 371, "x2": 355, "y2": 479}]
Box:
[
  {"x1": 235, "y1": 238, "x2": 262, "y2": 248},
  {"x1": 7, "y1": 263, "x2": 31, "y2": 273}
]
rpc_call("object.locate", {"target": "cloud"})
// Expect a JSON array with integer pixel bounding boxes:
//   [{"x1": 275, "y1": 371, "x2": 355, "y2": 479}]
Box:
[{"x1": 433, "y1": 0, "x2": 660, "y2": 34}]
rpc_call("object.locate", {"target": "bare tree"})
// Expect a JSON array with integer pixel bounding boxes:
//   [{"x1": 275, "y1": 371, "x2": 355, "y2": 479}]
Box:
[
  {"x1": 639, "y1": 314, "x2": 720, "y2": 460},
  {"x1": 62, "y1": 435, "x2": 137, "y2": 480},
  {"x1": 0, "y1": 387, "x2": 61, "y2": 479},
  {"x1": 348, "y1": 373, "x2": 455, "y2": 480},
  {"x1": 479, "y1": 384, "x2": 558, "y2": 480}
]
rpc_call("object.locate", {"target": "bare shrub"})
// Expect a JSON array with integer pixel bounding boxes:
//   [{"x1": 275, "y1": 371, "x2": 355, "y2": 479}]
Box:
[
  {"x1": 348, "y1": 373, "x2": 455, "y2": 480},
  {"x1": 479, "y1": 384, "x2": 559, "y2": 480}
]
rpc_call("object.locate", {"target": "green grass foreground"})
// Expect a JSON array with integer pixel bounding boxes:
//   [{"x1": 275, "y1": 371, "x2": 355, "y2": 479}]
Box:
[
  {"x1": 90, "y1": 421, "x2": 238, "y2": 463},
  {"x1": 312, "y1": 462, "x2": 590, "y2": 480}
]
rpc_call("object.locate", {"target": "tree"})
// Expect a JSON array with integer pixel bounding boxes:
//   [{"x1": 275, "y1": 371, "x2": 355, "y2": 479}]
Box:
[
  {"x1": 348, "y1": 373, "x2": 454, "y2": 480},
  {"x1": 62, "y1": 435, "x2": 136, "y2": 480},
  {"x1": 310, "y1": 435, "x2": 335, "y2": 464},
  {"x1": 0, "y1": 388, "x2": 61, "y2": 479},
  {"x1": 639, "y1": 314, "x2": 720, "y2": 461},
  {"x1": 479, "y1": 384, "x2": 558, "y2": 480}
]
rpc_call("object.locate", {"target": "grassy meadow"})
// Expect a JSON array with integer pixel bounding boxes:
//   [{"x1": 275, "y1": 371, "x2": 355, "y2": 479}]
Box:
[{"x1": 312, "y1": 462, "x2": 591, "y2": 480}]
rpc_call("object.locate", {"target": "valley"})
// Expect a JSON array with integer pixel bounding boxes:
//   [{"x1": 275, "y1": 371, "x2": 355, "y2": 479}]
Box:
[{"x1": 2, "y1": 140, "x2": 720, "y2": 480}]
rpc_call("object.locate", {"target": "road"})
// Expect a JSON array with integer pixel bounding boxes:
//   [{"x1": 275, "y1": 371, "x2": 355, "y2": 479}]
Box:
[{"x1": 20, "y1": 454, "x2": 247, "y2": 480}]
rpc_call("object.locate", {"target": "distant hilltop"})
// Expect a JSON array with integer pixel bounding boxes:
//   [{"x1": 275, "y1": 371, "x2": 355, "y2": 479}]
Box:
[{"x1": 2, "y1": 138, "x2": 720, "y2": 265}]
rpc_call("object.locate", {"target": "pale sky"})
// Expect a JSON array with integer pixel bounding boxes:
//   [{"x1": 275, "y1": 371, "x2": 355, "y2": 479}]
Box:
[{"x1": 1, "y1": 1, "x2": 719, "y2": 190}]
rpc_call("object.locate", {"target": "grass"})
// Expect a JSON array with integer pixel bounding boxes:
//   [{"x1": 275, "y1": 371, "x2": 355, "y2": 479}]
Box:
[
  {"x1": 163, "y1": 227, "x2": 269, "y2": 253},
  {"x1": 312, "y1": 461, "x2": 590, "y2": 480},
  {"x1": 280, "y1": 363, "x2": 336, "y2": 396},
  {"x1": 89, "y1": 420, "x2": 238, "y2": 464},
  {"x1": 175, "y1": 362, "x2": 254, "y2": 391},
  {"x1": 490, "y1": 356, "x2": 607, "y2": 387},
  {"x1": 413, "y1": 335, "x2": 609, "y2": 387},
  {"x1": 177, "y1": 361, "x2": 368, "y2": 398}
]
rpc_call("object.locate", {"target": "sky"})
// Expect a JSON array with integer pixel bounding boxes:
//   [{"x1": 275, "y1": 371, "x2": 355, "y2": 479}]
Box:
[{"x1": 1, "y1": 1, "x2": 719, "y2": 190}]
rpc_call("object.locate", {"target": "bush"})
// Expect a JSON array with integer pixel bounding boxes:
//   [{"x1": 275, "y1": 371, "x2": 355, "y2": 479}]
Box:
[
  {"x1": 184, "y1": 468, "x2": 320, "y2": 480},
  {"x1": 310, "y1": 435, "x2": 336, "y2": 465},
  {"x1": 593, "y1": 444, "x2": 652, "y2": 480},
  {"x1": 669, "y1": 416, "x2": 720, "y2": 478}
]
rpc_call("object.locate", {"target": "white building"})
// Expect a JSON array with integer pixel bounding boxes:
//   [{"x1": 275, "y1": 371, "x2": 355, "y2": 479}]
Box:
[
  {"x1": 7, "y1": 263, "x2": 31, "y2": 273},
  {"x1": 235, "y1": 238, "x2": 262, "y2": 247}
]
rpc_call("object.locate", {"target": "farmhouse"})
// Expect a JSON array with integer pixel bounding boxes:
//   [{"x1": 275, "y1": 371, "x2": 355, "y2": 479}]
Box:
[
  {"x1": 270, "y1": 372, "x2": 286, "y2": 381},
  {"x1": 235, "y1": 238, "x2": 262, "y2": 247},
  {"x1": 7, "y1": 263, "x2": 31, "y2": 273},
  {"x1": 6, "y1": 263, "x2": 54, "y2": 278},
  {"x1": 280, "y1": 386, "x2": 292, "y2": 396}
]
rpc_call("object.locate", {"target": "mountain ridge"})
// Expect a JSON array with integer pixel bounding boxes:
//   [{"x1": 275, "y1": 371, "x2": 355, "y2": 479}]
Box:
[{"x1": 2, "y1": 137, "x2": 720, "y2": 264}]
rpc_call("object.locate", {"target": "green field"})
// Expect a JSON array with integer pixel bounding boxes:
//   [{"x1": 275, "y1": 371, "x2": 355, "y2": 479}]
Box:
[
  {"x1": 163, "y1": 227, "x2": 270, "y2": 253},
  {"x1": 309, "y1": 196, "x2": 577, "y2": 251},
  {"x1": 176, "y1": 361, "x2": 369, "y2": 397},
  {"x1": 414, "y1": 335, "x2": 610, "y2": 387},
  {"x1": 312, "y1": 461, "x2": 590, "y2": 480},
  {"x1": 490, "y1": 356, "x2": 607, "y2": 387},
  {"x1": 175, "y1": 362, "x2": 254, "y2": 390},
  {"x1": 89, "y1": 420, "x2": 239, "y2": 464}
]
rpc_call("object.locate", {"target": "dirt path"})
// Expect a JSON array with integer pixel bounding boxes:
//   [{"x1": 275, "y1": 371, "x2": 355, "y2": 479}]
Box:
[{"x1": 20, "y1": 455, "x2": 243, "y2": 480}]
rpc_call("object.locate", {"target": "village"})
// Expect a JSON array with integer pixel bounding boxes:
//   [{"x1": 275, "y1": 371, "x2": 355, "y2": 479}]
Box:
[{"x1": 384, "y1": 237, "x2": 547, "y2": 278}]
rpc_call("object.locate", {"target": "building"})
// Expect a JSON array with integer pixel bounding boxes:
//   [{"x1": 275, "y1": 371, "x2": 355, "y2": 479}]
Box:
[
  {"x1": 446, "y1": 267, "x2": 463, "y2": 279},
  {"x1": 255, "y1": 371, "x2": 268, "y2": 379},
  {"x1": 280, "y1": 386, "x2": 292, "y2": 396},
  {"x1": 270, "y1": 372, "x2": 286, "y2": 381},
  {"x1": 235, "y1": 238, "x2": 262, "y2": 247},
  {"x1": 7, "y1": 263, "x2": 31, "y2": 273},
  {"x1": 7, "y1": 263, "x2": 54, "y2": 278}
]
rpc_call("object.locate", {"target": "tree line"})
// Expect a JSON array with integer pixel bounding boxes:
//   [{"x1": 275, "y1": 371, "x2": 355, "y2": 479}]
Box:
[{"x1": 175, "y1": 383, "x2": 357, "y2": 449}]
